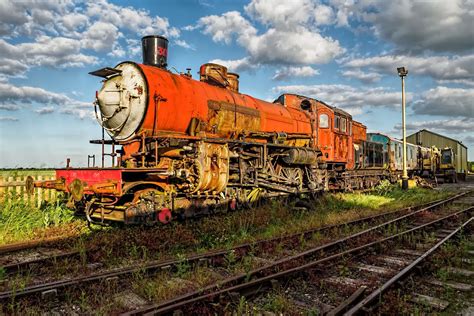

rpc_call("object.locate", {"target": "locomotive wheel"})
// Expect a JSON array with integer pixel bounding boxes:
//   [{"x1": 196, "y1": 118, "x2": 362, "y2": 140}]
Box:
[
  {"x1": 276, "y1": 166, "x2": 303, "y2": 190},
  {"x1": 69, "y1": 179, "x2": 84, "y2": 202},
  {"x1": 129, "y1": 188, "x2": 172, "y2": 225}
]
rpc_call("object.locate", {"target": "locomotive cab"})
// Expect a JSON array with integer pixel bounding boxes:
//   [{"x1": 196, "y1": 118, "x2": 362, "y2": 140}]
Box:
[{"x1": 438, "y1": 148, "x2": 457, "y2": 183}]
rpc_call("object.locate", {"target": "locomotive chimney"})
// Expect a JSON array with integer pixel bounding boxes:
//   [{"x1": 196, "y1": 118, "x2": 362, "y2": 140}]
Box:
[{"x1": 141, "y1": 35, "x2": 168, "y2": 68}]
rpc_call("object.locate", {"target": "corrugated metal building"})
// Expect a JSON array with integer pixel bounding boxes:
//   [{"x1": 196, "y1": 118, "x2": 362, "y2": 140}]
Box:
[{"x1": 407, "y1": 129, "x2": 468, "y2": 174}]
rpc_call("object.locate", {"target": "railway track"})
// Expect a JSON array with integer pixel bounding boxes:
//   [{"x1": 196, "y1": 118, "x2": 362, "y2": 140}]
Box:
[
  {"x1": 0, "y1": 194, "x2": 462, "y2": 277},
  {"x1": 0, "y1": 235, "x2": 78, "y2": 255},
  {"x1": 122, "y1": 197, "x2": 473, "y2": 315},
  {"x1": 0, "y1": 193, "x2": 467, "y2": 305},
  {"x1": 343, "y1": 216, "x2": 472, "y2": 315}
]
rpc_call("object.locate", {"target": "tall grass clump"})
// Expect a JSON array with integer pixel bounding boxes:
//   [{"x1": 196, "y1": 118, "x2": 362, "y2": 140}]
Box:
[
  {"x1": 0, "y1": 192, "x2": 81, "y2": 245},
  {"x1": 373, "y1": 179, "x2": 451, "y2": 208}
]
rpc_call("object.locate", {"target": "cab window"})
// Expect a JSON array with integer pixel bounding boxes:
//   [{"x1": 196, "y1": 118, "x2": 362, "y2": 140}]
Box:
[
  {"x1": 441, "y1": 150, "x2": 452, "y2": 164},
  {"x1": 335, "y1": 116, "x2": 340, "y2": 130},
  {"x1": 341, "y1": 117, "x2": 347, "y2": 133},
  {"x1": 300, "y1": 99, "x2": 311, "y2": 111},
  {"x1": 319, "y1": 114, "x2": 329, "y2": 128}
]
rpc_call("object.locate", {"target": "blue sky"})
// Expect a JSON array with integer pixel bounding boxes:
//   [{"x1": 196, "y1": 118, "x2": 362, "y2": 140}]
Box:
[{"x1": 0, "y1": 0, "x2": 472, "y2": 168}]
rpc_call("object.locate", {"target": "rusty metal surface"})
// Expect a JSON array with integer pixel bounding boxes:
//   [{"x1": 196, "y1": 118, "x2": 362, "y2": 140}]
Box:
[
  {"x1": 0, "y1": 235, "x2": 76, "y2": 255},
  {"x1": 55, "y1": 168, "x2": 122, "y2": 195}
]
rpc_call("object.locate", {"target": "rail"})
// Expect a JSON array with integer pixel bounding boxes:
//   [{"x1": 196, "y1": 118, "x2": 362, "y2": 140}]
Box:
[{"x1": 1, "y1": 193, "x2": 466, "y2": 302}]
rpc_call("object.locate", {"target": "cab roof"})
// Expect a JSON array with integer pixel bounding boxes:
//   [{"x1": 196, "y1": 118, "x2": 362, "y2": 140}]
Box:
[{"x1": 273, "y1": 93, "x2": 352, "y2": 118}]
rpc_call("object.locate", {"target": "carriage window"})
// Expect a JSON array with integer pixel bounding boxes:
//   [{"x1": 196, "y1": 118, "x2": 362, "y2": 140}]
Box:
[
  {"x1": 341, "y1": 117, "x2": 347, "y2": 133},
  {"x1": 319, "y1": 114, "x2": 329, "y2": 128},
  {"x1": 335, "y1": 116, "x2": 340, "y2": 130},
  {"x1": 349, "y1": 121, "x2": 352, "y2": 135},
  {"x1": 300, "y1": 99, "x2": 311, "y2": 111}
]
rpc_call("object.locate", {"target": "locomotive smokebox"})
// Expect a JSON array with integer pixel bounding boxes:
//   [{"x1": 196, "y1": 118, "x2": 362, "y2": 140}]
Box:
[{"x1": 142, "y1": 35, "x2": 168, "y2": 68}]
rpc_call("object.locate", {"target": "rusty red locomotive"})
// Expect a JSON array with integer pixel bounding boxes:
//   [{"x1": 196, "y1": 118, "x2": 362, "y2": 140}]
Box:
[{"x1": 35, "y1": 35, "x2": 405, "y2": 225}]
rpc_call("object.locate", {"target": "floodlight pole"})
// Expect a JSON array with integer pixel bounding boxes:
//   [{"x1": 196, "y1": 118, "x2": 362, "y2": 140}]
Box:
[{"x1": 398, "y1": 67, "x2": 409, "y2": 190}]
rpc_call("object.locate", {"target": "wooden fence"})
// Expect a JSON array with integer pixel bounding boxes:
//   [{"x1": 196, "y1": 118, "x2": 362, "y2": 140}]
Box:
[{"x1": 0, "y1": 171, "x2": 59, "y2": 207}]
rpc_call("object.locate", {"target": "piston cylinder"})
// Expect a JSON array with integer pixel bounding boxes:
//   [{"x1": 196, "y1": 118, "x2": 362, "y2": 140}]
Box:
[{"x1": 283, "y1": 148, "x2": 319, "y2": 165}]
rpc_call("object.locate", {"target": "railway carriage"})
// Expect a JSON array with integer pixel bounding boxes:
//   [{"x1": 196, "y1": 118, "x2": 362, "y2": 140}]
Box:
[{"x1": 367, "y1": 133, "x2": 418, "y2": 174}]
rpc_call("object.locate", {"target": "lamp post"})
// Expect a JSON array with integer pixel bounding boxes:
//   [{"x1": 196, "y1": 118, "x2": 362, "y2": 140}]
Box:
[{"x1": 397, "y1": 67, "x2": 409, "y2": 190}]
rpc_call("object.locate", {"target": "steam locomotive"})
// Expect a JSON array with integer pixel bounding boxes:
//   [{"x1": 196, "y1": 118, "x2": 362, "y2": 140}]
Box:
[{"x1": 33, "y1": 35, "x2": 449, "y2": 225}]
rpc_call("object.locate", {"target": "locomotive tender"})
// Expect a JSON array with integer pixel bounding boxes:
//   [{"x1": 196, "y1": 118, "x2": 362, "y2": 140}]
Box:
[{"x1": 33, "y1": 36, "x2": 436, "y2": 225}]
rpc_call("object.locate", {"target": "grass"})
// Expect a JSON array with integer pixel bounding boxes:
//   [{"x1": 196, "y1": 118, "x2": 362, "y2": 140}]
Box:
[
  {"x1": 1, "y1": 181, "x2": 456, "y2": 315},
  {"x1": 0, "y1": 194, "x2": 85, "y2": 245}
]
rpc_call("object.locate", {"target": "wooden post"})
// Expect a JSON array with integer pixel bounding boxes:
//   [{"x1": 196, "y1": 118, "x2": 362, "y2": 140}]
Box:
[
  {"x1": 8, "y1": 176, "x2": 14, "y2": 203},
  {"x1": 38, "y1": 175, "x2": 44, "y2": 208}
]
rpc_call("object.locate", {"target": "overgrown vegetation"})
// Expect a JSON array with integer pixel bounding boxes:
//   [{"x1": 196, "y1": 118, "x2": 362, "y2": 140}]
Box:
[
  {"x1": 0, "y1": 193, "x2": 85, "y2": 245},
  {"x1": 2, "y1": 180, "x2": 457, "y2": 315}
]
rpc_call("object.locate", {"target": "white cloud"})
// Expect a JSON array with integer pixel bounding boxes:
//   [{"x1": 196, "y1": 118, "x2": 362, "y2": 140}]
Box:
[
  {"x1": 343, "y1": 54, "x2": 474, "y2": 85},
  {"x1": 272, "y1": 83, "x2": 408, "y2": 115},
  {"x1": 85, "y1": 0, "x2": 180, "y2": 38},
  {"x1": 329, "y1": 0, "x2": 356, "y2": 27},
  {"x1": 341, "y1": 69, "x2": 382, "y2": 83},
  {"x1": 314, "y1": 4, "x2": 335, "y2": 25},
  {"x1": 414, "y1": 86, "x2": 474, "y2": 118},
  {"x1": 363, "y1": 0, "x2": 474, "y2": 53},
  {"x1": 0, "y1": 0, "x2": 186, "y2": 79},
  {"x1": 437, "y1": 79, "x2": 474, "y2": 88},
  {"x1": 0, "y1": 1, "x2": 75, "y2": 36},
  {"x1": 107, "y1": 43, "x2": 126, "y2": 58},
  {"x1": 395, "y1": 118, "x2": 473, "y2": 134},
  {"x1": 209, "y1": 57, "x2": 256, "y2": 73},
  {"x1": 0, "y1": 82, "x2": 74, "y2": 105},
  {"x1": 272, "y1": 66, "x2": 319, "y2": 81},
  {"x1": 0, "y1": 58, "x2": 29, "y2": 77},
  {"x1": 174, "y1": 39, "x2": 193, "y2": 50},
  {"x1": 0, "y1": 104, "x2": 20, "y2": 111},
  {"x1": 247, "y1": 27, "x2": 343, "y2": 65},
  {"x1": 194, "y1": 6, "x2": 344, "y2": 71},
  {"x1": 197, "y1": 11, "x2": 257, "y2": 45},
  {"x1": 0, "y1": 37, "x2": 98, "y2": 77},
  {"x1": 125, "y1": 38, "x2": 142, "y2": 56},
  {"x1": 81, "y1": 22, "x2": 120, "y2": 52},
  {"x1": 60, "y1": 13, "x2": 89, "y2": 32},
  {"x1": 59, "y1": 107, "x2": 94, "y2": 120},
  {"x1": 245, "y1": 0, "x2": 317, "y2": 30},
  {"x1": 0, "y1": 82, "x2": 91, "y2": 119},
  {"x1": 35, "y1": 106, "x2": 55, "y2": 115},
  {"x1": 0, "y1": 116, "x2": 19, "y2": 122},
  {"x1": 464, "y1": 135, "x2": 474, "y2": 144}
]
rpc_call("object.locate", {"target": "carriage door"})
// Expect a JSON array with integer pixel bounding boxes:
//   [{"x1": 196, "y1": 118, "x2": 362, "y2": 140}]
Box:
[{"x1": 316, "y1": 107, "x2": 333, "y2": 161}]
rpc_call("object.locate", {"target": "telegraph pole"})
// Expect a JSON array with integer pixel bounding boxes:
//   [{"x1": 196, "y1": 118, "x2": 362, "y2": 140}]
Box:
[{"x1": 397, "y1": 67, "x2": 409, "y2": 190}]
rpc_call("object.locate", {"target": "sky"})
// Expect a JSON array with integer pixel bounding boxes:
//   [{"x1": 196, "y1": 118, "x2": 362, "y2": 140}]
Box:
[{"x1": 0, "y1": 0, "x2": 472, "y2": 168}]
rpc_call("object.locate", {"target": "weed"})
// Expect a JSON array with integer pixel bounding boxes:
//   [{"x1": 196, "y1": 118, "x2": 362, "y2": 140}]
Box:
[
  {"x1": 175, "y1": 253, "x2": 191, "y2": 277},
  {"x1": 224, "y1": 250, "x2": 237, "y2": 269},
  {"x1": 236, "y1": 296, "x2": 251, "y2": 314},
  {"x1": 262, "y1": 292, "x2": 290, "y2": 313}
]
